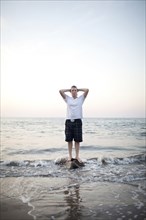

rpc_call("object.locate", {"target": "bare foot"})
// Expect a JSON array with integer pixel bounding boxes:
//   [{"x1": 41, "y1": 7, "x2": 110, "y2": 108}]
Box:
[
  {"x1": 75, "y1": 157, "x2": 82, "y2": 163},
  {"x1": 67, "y1": 158, "x2": 72, "y2": 162}
]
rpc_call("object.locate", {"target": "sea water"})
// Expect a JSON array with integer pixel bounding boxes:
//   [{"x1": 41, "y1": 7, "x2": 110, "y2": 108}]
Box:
[
  {"x1": 1, "y1": 117, "x2": 145, "y2": 159},
  {"x1": 1, "y1": 117, "x2": 145, "y2": 178},
  {"x1": 0, "y1": 117, "x2": 146, "y2": 219}
]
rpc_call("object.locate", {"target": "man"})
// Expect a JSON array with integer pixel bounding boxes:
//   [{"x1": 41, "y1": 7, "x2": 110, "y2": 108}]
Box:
[{"x1": 59, "y1": 85, "x2": 89, "y2": 163}]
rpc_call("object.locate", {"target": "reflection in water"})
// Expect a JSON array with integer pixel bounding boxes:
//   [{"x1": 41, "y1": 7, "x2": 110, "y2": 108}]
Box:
[{"x1": 64, "y1": 184, "x2": 83, "y2": 220}]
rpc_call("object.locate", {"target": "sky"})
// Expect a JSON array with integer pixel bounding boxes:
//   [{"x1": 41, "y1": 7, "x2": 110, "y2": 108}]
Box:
[{"x1": 1, "y1": 0, "x2": 145, "y2": 118}]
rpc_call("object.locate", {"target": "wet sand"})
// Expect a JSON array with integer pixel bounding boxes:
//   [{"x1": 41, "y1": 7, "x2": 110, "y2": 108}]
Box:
[
  {"x1": 0, "y1": 177, "x2": 146, "y2": 220},
  {"x1": 1, "y1": 199, "x2": 145, "y2": 220},
  {"x1": 0, "y1": 197, "x2": 33, "y2": 220}
]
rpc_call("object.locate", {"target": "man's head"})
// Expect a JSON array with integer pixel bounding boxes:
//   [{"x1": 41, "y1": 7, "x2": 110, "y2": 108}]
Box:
[{"x1": 70, "y1": 85, "x2": 78, "y2": 98}]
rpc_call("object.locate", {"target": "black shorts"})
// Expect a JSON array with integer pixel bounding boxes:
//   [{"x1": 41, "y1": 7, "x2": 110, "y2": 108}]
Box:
[{"x1": 65, "y1": 119, "x2": 83, "y2": 142}]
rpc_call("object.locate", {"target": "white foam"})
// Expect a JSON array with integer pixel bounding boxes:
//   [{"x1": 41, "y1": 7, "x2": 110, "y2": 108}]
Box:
[{"x1": 20, "y1": 196, "x2": 36, "y2": 220}]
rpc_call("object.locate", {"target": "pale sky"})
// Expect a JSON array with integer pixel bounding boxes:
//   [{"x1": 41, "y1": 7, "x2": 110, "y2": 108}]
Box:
[{"x1": 1, "y1": 0, "x2": 145, "y2": 118}]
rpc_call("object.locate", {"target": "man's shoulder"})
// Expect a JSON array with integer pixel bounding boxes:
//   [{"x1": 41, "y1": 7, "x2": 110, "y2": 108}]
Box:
[
  {"x1": 78, "y1": 94, "x2": 84, "y2": 99},
  {"x1": 65, "y1": 94, "x2": 72, "y2": 101}
]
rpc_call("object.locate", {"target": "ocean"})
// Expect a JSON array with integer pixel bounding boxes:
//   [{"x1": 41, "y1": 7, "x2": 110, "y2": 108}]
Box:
[{"x1": 0, "y1": 117, "x2": 146, "y2": 220}]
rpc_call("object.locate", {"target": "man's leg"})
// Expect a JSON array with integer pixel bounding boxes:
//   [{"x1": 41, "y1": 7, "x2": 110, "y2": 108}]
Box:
[
  {"x1": 68, "y1": 141, "x2": 73, "y2": 161},
  {"x1": 74, "y1": 119, "x2": 82, "y2": 162},
  {"x1": 75, "y1": 141, "x2": 80, "y2": 161}
]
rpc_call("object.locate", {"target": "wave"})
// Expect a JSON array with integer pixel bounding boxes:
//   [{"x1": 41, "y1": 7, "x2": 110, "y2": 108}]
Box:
[
  {"x1": 0, "y1": 153, "x2": 145, "y2": 168},
  {"x1": 0, "y1": 154, "x2": 145, "y2": 188},
  {"x1": 7, "y1": 147, "x2": 66, "y2": 155},
  {"x1": 97, "y1": 153, "x2": 146, "y2": 165},
  {"x1": 6, "y1": 145, "x2": 145, "y2": 156},
  {"x1": 140, "y1": 132, "x2": 146, "y2": 136},
  {"x1": 0, "y1": 159, "x2": 52, "y2": 167}
]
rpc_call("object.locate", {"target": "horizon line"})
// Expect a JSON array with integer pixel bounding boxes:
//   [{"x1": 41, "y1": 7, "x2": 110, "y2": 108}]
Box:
[{"x1": 1, "y1": 116, "x2": 145, "y2": 119}]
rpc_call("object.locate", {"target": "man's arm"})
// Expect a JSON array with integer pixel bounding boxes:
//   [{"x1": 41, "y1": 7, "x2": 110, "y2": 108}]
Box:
[
  {"x1": 59, "y1": 89, "x2": 70, "y2": 99},
  {"x1": 77, "y1": 88, "x2": 89, "y2": 98}
]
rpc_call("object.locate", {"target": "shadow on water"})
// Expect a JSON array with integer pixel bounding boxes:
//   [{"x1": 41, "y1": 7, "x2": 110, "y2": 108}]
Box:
[
  {"x1": 64, "y1": 184, "x2": 82, "y2": 220},
  {"x1": 63, "y1": 183, "x2": 96, "y2": 220}
]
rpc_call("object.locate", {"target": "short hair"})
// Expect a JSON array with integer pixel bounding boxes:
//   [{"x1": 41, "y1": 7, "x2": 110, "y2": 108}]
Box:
[{"x1": 71, "y1": 85, "x2": 77, "y2": 89}]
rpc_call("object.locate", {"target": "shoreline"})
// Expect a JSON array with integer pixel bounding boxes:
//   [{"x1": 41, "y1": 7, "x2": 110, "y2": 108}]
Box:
[
  {"x1": 1, "y1": 177, "x2": 146, "y2": 220},
  {"x1": 1, "y1": 199, "x2": 145, "y2": 220}
]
